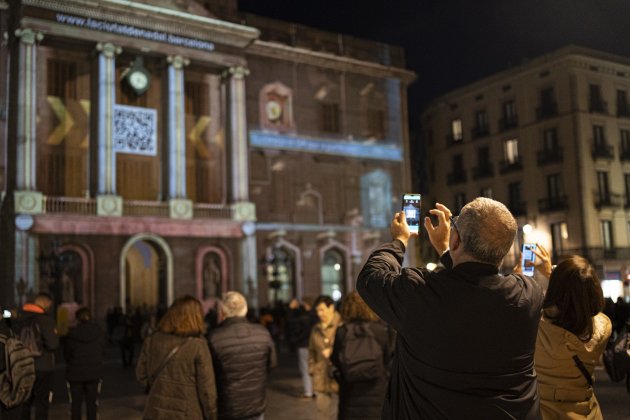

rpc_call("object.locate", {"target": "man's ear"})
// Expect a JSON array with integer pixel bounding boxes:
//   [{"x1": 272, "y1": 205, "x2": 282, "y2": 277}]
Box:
[{"x1": 450, "y1": 229, "x2": 461, "y2": 252}]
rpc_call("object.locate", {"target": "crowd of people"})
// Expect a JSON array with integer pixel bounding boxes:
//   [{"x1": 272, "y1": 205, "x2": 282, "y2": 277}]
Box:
[{"x1": 1, "y1": 197, "x2": 630, "y2": 420}]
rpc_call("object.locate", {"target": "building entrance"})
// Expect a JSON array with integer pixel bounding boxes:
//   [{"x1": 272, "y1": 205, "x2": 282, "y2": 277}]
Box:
[{"x1": 122, "y1": 238, "x2": 170, "y2": 310}]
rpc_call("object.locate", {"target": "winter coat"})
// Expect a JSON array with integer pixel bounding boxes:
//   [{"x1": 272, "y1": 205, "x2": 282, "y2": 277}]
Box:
[
  {"x1": 14, "y1": 304, "x2": 59, "y2": 372},
  {"x1": 208, "y1": 317, "x2": 277, "y2": 420},
  {"x1": 535, "y1": 313, "x2": 612, "y2": 419},
  {"x1": 308, "y1": 312, "x2": 341, "y2": 394},
  {"x1": 331, "y1": 320, "x2": 392, "y2": 420},
  {"x1": 357, "y1": 241, "x2": 544, "y2": 420},
  {"x1": 136, "y1": 332, "x2": 217, "y2": 420},
  {"x1": 64, "y1": 321, "x2": 105, "y2": 382}
]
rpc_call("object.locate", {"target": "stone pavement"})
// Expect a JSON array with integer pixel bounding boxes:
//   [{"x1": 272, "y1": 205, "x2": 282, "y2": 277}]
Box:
[{"x1": 47, "y1": 344, "x2": 629, "y2": 419}]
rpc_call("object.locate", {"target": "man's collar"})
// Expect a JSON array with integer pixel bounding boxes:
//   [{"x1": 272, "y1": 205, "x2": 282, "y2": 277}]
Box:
[{"x1": 453, "y1": 261, "x2": 499, "y2": 276}]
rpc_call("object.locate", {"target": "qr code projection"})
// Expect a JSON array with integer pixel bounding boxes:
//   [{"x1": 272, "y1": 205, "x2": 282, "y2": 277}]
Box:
[{"x1": 113, "y1": 104, "x2": 157, "y2": 155}]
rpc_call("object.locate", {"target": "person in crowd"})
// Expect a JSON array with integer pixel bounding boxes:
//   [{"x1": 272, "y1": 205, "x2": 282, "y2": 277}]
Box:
[
  {"x1": 136, "y1": 295, "x2": 217, "y2": 420},
  {"x1": 308, "y1": 295, "x2": 341, "y2": 420},
  {"x1": 357, "y1": 198, "x2": 545, "y2": 419},
  {"x1": 533, "y1": 255, "x2": 612, "y2": 419},
  {"x1": 286, "y1": 296, "x2": 317, "y2": 399},
  {"x1": 15, "y1": 293, "x2": 59, "y2": 420},
  {"x1": 1, "y1": 307, "x2": 25, "y2": 420},
  {"x1": 208, "y1": 291, "x2": 276, "y2": 420},
  {"x1": 63, "y1": 307, "x2": 105, "y2": 420},
  {"x1": 331, "y1": 291, "x2": 392, "y2": 419},
  {"x1": 614, "y1": 296, "x2": 630, "y2": 333}
]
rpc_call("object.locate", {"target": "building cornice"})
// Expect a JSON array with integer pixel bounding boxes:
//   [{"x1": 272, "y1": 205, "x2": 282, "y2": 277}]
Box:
[
  {"x1": 21, "y1": 0, "x2": 259, "y2": 48},
  {"x1": 248, "y1": 40, "x2": 416, "y2": 84}
]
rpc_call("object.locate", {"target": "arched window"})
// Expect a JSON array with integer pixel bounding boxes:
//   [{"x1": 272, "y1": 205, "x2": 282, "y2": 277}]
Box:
[
  {"x1": 266, "y1": 247, "x2": 295, "y2": 304},
  {"x1": 321, "y1": 249, "x2": 345, "y2": 301}
]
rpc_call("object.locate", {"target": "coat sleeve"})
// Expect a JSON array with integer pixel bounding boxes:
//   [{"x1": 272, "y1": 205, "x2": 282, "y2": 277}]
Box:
[
  {"x1": 40, "y1": 316, "x2": 59, "y2": 351},
  {"x1": 307, "y1": 329, "x2": 316, "y2": 375},
  {"x1": 330, "y1": 326, "x2": 344, "y2": 370},
  {"x1": 268, "y1": 334, "x2": 278, "y2": 370},
  {"x1": 356, "y1": 240, "x2": 429, "y2": 331},
  {"x1": 196, "y1": 342, "x2": 218, "y2": 420},
  {"x1": 135, "y1": 337, "x2": 150, "y2": 387}
]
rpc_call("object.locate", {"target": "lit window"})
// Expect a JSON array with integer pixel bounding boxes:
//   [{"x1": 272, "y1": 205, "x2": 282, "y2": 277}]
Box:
[
  {"x1": 600, "y1": 220, "x2": 613, "y2": 250},
  {"x1": 504, "y1": 138, "x2": 519, "y2": 163},
  {"x1": 451, "y1": 119, "x2": 463, "y2": 141}
]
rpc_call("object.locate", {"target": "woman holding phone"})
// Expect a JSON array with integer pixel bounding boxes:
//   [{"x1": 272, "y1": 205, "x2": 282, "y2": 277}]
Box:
[{"x1": 533, "y1": 254, "x2": 612, "y2": 419}]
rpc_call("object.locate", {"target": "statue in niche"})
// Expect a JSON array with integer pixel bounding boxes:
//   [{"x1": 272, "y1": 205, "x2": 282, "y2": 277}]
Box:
[{"x1": 202, "y1": 254, "x2": 222, "y2": 300}]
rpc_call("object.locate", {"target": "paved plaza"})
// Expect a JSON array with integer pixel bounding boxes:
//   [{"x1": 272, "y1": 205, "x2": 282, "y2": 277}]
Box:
[{"x1": 47, "y1": 344, "x2": 629, "y2": 419}]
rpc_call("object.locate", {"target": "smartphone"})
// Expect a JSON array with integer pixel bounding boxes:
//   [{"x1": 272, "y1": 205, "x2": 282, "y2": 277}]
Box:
[
  {"x1": 402, "y1": 193, "x2": 422, "y2": 234},
  {"x1": 2, "y1": 309, "x2": 11, "y2": 318},
  {"x1": 522, "y1": 243, "x2": 537, "y2": 276}
]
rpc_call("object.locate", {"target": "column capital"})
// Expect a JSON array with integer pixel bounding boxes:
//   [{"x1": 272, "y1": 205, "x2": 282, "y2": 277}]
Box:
[
  {"x1": 15, "y1": 28, "x2": 43, "y2": 45},
  {"x1": 96, "y1": 42, "x2": 122, "y2": 58},
  {"x1": 167, "y1": 55, "x2": 190, "y2": 69},
  {"x1": 224, "y1": 66, "x2": 250, "y2": 79}
]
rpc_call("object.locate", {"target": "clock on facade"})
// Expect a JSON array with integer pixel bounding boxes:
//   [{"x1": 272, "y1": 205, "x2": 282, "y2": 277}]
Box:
[
  {"x1": 125, "y1": 57, "x2": 151, "y2": 95},
  {"x1": 265, "y1": 100, "x2": 283, "y2": 121}
]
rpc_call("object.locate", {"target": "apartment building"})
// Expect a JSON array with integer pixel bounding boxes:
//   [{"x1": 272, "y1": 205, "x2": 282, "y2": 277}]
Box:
[{"x1": 422, "y1": 45, "x2": 630, "y2": 300}]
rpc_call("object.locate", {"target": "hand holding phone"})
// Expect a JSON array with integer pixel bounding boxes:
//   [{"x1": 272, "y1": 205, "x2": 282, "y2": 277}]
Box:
[
  {"x1": 402, "y1": 194, "x2": 421, "y2": 234},
  {"x1": 522, "y1": 243, "x2": 537, "y2": 276}
]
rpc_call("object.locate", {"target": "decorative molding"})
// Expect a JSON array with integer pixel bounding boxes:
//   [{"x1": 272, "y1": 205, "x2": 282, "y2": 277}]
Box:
[
  {"x1": 96, "y1": 41, "x2": 122, "y2": 58},
  {"x1": 167, "y1": 54, "x2": 190, "y2": 69},
  {"x1": 225, "y1": 66, "x2": 250, "y2": 79},
  {"x1": 168, "y1": 198, "x2": 193, "y2": 220},
  {"x1": 14, "y1": 191, "x2": 43, "y2": 214},
  {"x1": 248, "y1": 40, "x2": 416, "y2": 84},
  {"x1": 96, "y1": 194, "x2": 122, "y2": 217},
  {"x1": 15, "y1": 28, "x2": 44, "y2": 44},
  {"x1": 232, "y1": 202, "x2": 256, "y2": 221}
]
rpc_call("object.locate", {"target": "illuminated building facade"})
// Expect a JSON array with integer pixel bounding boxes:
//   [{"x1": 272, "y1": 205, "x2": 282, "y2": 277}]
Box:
[
  {"x1": 422, "y1": 45, "x2": 630, "y2": 299},
  {"x1": 0, "y1": 0, "x2": 415, "y2": 318}
]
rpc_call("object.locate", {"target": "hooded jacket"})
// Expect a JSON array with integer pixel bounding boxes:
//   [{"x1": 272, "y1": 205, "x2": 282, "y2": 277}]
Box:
[
  {"x1": 535, "y1": 313, "x2": 612, "y2": 419},
  {"x1": 64, "y1": 321, "x2": 105, "y2": 382}
]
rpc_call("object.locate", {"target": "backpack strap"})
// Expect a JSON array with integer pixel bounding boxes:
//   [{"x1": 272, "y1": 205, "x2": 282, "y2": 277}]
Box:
[
  {"x1": 572, "y1": 355, "x2": 593, "y2": 387},
  {"x1": 147, "y1": 337, "x2": 193, "y2": 389}
]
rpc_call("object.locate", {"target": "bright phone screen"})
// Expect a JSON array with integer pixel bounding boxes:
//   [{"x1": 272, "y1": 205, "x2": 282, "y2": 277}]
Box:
[
  {"x1": 522, "y1": 243, "x2": 536, "y2": 276},
  {"x1": 402, "y1": 194, "x2": 422, "y2": 233}
]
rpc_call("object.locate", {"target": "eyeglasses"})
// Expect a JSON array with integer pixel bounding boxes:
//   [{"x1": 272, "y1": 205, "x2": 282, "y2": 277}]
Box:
[{"x1": 450, "y1": 215, "x2": 460, "y2": 236}]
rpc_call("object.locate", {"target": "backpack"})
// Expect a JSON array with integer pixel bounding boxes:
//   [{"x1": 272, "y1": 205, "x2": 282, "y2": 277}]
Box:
[
  {"x1": 603, "y1": 322, "x2": 630, "y2": 382},
  {"x1": 337, "y1": 322, "x2": 384, "y2": 383},
  {"x1": 0, "y1": 332, "x2": 36, "y2": 407},
  {"x1": 17, "y1": 318, "x2": 43, "y2": 357}
]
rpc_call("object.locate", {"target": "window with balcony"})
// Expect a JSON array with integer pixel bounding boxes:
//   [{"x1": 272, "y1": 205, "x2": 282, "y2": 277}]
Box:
[
  {"x1": 537, "y1": 87, "x2": 557, "y2": 119},
  {"x1": 589, "y1": 84, "x2": 607, "y2": 113},
  {"x1": 508, "y1": 182, "x2": 525, "y2": 216},
  {"x1": 600, "y1": 220, "x2": 614, "y2": 251},
  {"x1": 596, "y1": 170, "x2": 615, "y2": 208},
  {"x1": 592, "y1": 125, "x2": 613, "y2": 159},
  {"x1": 472, "y1": 110, "x2": 489, "y2": 138},
  {"x1": 551, "y1": 222, "x2": 568, "y2": 258},
  {"x1": 538, "y1": 128, "x2": 562, "y2": 165},
  {"x1": 617, "y1": 89, "x2": 630, "y2": 117},
  {"x1": 500, "y1": 100, "x2": 518, "y2": 130},
  {"x1": 625, "y1": 173, "x2": 630, "y2": 208},
  {"x1": 621, "y1": 129, "x2": 630, "y2": 161},
  {"x1": 473, "y1": 146, "x2": 493, "y2": 179},
  {"x1": 500, "y1": 138, "x2": 522, "y2": 173},
  {"x1": 540, "y1": 173, "x2": 567, "y2": 212},
  {"x1": 449, "y1": 118, "x2": 463, "y2": 144},
  {"x1": 447, "y1": 154, "x2": 466, "y2": 185}
]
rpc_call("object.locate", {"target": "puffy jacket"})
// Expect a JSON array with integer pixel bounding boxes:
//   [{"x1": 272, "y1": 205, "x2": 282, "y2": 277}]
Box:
[
  {"x1": 13, "y1": 305, "x2": 59, "y2": 372},
  {"x1": 137, "y1": 332, "x2": 217, "y2": 420},
  {"x1": 64, "y1": 321, "x2": 105, "y2": 382},
  {"x1": 208, "y1": 317, "x2": 277, "y2": 420},
  {"x1": 535, "y1": 313, "x2": 612, "y2": 419},
  {"x1": 308, "y1": 312, "x2": 341, "y2": 394}
]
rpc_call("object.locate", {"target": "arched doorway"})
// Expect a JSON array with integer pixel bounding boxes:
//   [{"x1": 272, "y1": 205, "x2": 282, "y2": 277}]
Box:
[
  {"x1": 321, "y1": 249, "x2": 345, "y2": 302},
  {"x1": 120, "y1": 234, "x2": 173, "y2": 311},
  {"x1": 266, "y1": 247, "x2": 296, "y2": 304}
]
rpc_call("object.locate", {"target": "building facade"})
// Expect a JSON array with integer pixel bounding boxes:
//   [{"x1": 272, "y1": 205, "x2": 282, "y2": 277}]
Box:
[
  {"x1": 0, "y1": 0, "x2": 415, "y2": 320},
  {"x1": 422, "y1": 45, "x2": 630, "y2": 300}
]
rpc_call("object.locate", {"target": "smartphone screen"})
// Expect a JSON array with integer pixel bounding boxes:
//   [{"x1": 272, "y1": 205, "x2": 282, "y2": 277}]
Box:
[
  {"x1": 402, "y1": 194, "x2": 422, "y2": 233},
  {"x1": 522, "y1": 243, "x2": 536, "y2": 276}
]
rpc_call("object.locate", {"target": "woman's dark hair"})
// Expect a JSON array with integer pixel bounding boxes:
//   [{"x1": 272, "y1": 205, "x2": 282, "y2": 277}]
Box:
[
  {"x1": 340, "y1": 291, "x2": 377, "y2": 323},
  {"x1": 543, "y1": 255, "x2": 604, "y2": 341},
  {"x1": 75, "y1": 307, "x2": 92, "y2": 323},
  {"x1": 158, "y1": 295, "x2": 206, "y2": 337}
]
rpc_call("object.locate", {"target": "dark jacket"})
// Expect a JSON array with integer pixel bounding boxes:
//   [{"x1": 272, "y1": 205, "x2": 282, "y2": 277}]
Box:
[
  {"x1": 208, "y1": 317, "x2": 277, "y2": 420},
  {"x1": 285, "y1": 308, "x2": 317, "y2": 349},
  {"x1": 14, "y1": 305, "x2": 59, "y2": 372},
  {"x1": 331, "y1": 320, "x2": 393, "y2": 420},
  {"x1": 64, "y1": 321, "x2": 105, "y2": 382},
  {"x1": 136, "y1": 332, "x2": 217, "y2": 420},
  {"x1": 357, "y1": 240, "x2": 544, "y2": 420},
  {"x1": 0, "y1": 319, "x2": 11, "y2": 374}
]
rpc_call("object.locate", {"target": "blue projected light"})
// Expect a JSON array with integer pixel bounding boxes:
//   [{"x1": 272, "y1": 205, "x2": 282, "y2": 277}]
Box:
[{"x1": 249, "y1": 131, "x2": 403, "y2": 161}]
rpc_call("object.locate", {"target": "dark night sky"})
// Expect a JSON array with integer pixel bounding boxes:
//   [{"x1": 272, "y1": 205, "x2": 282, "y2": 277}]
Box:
[{"x1": 239, "y1": 0, "x2": 630, "y2": 131}]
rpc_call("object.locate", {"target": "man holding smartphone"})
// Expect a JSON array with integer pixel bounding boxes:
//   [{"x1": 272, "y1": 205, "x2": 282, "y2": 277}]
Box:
[{"x1": 357, "y1": 197, "x2": 546, "y2": 419}]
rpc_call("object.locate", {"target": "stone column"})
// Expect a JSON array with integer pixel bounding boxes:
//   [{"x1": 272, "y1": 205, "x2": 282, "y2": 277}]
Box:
[
  {"x1": 94, "y1": 42, "x2": 122, "y2": 216},
  {"x1": 14, "y1": 28, "x2": 43, "y2": 214},
  {"x1": 166, "y1": 55, "x2": 192, "y2": 219}
]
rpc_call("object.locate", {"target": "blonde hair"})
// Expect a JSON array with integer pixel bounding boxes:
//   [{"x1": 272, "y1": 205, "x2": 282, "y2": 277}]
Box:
[
  {"x1": 158, "y1": 295, "x2": 206, "y2": 336},
  {"x1": 220, "y1": 291, "x2": 248, "y2": 318}
]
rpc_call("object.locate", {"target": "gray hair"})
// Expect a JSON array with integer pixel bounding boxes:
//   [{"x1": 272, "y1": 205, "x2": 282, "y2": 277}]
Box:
[
  {"x1": 220, "y1": 291, "x2": 248, "y2": 319},
  {"x1": 457, "y1": 197, "x2": 517, "y2": 266}
]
